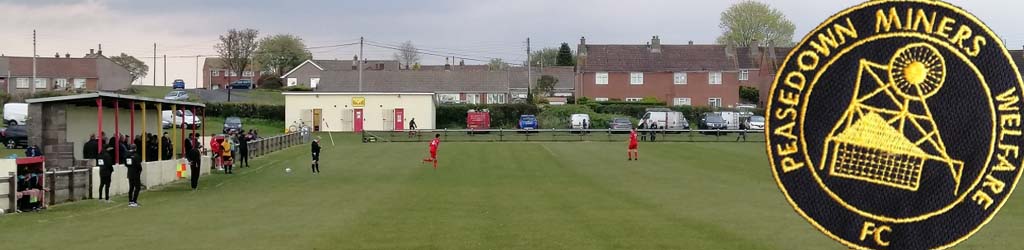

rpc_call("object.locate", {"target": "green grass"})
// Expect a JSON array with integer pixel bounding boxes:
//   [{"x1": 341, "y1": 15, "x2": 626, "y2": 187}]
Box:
[
  {"x1": 0, "y1": 134, "x2": 1022, "y2": 249},
  {"x1": 237, "y1": 89, "x2": 285, "y2": 105},
  {"x1": 130, "y1": 86, "x2": 173, "y2": 100}
]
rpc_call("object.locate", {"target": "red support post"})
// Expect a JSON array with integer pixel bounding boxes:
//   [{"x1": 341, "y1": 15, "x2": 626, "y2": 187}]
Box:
[
  {"x1": 114, "y1": 100, "x2": 120, "y2": 165},
  {"x1": 191, "y1": 106, "x2": 197, "y2": 142},
  {"x1": 180, "y1": 105, "x2": 186, "y2": 159},
  {"x1": 97, "y1": 98, "x2": 103, "y2": 154},
  {"x1": 202, "y1": 107, "x2": 206, "y2": 143},
  {"x1": 130, "y1": 101, "x2": 135, "y2": 145}
]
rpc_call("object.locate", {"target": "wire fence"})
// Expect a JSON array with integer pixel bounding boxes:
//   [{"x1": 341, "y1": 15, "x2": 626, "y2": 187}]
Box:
[{"x1": 361, "y1": 129, "x2": 765, "y2": 143}]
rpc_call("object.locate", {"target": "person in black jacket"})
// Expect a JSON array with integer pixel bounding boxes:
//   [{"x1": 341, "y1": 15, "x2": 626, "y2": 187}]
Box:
[
  {"x1": 83, "y1": 134, "x2": 98, "y2": 159},
  {"x1": 97, "y1": 146, "x2": 114, "y2": 203},
  {"x1": 238, "y1": 133, "x2": 249, "y2": 168},
  {"x1": 311, "y1": 138, "x2": 321, "y2": 174},
  {"x1": 186, "y1": 133, "x2": 202, "y2": 191},
  {"x1": 161, "y1": 132, "x2": 172, "y2": 160},
  {"x1": 125, "y1": 145, "x2": 143, "y2": 207}
]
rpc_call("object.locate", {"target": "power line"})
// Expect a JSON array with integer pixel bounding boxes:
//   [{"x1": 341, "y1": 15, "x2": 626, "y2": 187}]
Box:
[{"x1": 365, "y1": 40, "x2": 523, "y2": 66}]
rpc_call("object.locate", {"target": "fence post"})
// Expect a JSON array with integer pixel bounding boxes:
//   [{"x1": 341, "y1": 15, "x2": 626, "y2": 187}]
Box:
[
  {"x1": 48, "y1": 169, "x2": 55, "y2": 205},
  {"x1": 8, "y1": 172, "x2": 14, "y2": 213},
  {"x1": 88, "y1": 167, "x2": 93, "y2": 199},
  {"x1": 68, "y1": 170, "x2": 75, "y2": 201}
]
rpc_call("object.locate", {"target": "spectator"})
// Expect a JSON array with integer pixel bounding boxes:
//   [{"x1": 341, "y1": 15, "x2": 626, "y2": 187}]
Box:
[
  {"x1": 638, "y1": 121, "x2": 647, "y2": 142},
  {"x1": 25, "y1": 145, "x2": 42, "y2": 157},
  {"x1": 210, "y1": 134, "x2": 221, "y2": 170},
  {"x1": 649, "y1": 120, "x2": 657, "y2": 142},
  {"x1": 161, "y1": 132, "x2": 172, "y2": 160},
  {"x1": 239, "y1": 132, "x2": 250, "y2": 168},
  {"x1": 83, "y1": 134, "x2": 98, "y2": 159}
]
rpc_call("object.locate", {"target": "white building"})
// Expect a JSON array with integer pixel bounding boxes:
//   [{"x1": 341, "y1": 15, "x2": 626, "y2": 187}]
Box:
[{"x1": 283, "y1": 92, "x2": 436, "y2": 132}]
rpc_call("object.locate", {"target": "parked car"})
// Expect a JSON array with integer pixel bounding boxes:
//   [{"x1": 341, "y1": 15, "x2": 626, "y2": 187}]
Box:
[
  {"x1": 744, "y1": 115, "x2": 765, "y2": 130},
  {"x1": 162, "y1": 110, "x2": 202, "y2": 128},
  {"x1": 229, "y1": 79, "x2": 253, "y2": 89},
  {"x1": 639, "y1": 108, "x2": 689, "y2": 131},
  {"x1": 466, "y1": 109, "x2": 491, "y2": 133},
  {"x1": 518, "y1": 115, "x2": 539, "y2": 130},
  {"x1": 223, "y1": 116, "x2": 243, "y2": 134},
  {"x1": 3, "y1": 103, "x2": 28, "y2": 126},
  {"x1": 608, "y1": 117, "x2": 633, "y2": 133},
  {"x1": 164, "y1": 90, "x2": 189, "y2": 101},
  {"x1": 715, "y1": 111, "x2": 742, "y2": 130},
  {"x1": 172, "y1": 79, "x2": 186, "y2": 89},
  {"x1": 570, "y1": 114, "x2": 591, "y2": 129},
  {"x1": 1, "y1": 125, "x2": 28, "y2": 149},
  {"x1": 699, "y1": 113, "x2": 728, "y2": 134}
]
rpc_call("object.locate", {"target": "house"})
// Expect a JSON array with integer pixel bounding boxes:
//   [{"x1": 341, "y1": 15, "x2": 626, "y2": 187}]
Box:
[
  {"x1": 0, "y1": 48, "x2": 132, "y2": 94},
  {"x1": 576, "y1": 36, "x2": 788, "y2": 108},
  {"x1": 202, "y1": 57, "x2": 262, "y2": 89},
  {"x1": 280, "y1": 57, "x2": 576, "y2": 104}
]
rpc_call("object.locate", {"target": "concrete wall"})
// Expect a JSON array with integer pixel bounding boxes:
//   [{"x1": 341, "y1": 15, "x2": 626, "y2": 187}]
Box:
[
  {"x1": 91, "y1": 157, "x2": 210, "y2": 198},
  {"x1": 285, "y1": 93, "x2": 436, "y2": 132},
  {"x1": 0, "y1": 159, "x2": 14, "y2": 212},
  {"x1": 95, "y1": 58, "x2": 132, "y2": 91},
  {"x1": 66, "y1": 105, "x2": 166, "y2": 161}
]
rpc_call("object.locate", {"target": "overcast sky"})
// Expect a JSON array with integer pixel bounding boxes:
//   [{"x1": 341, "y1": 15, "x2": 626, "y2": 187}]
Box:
[{"x1": 0, "y1": 0, "x2": 1020, "y2": 88}]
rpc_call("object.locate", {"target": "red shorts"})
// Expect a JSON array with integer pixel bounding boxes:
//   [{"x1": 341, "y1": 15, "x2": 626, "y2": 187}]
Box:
[
  {"x1": 628, "y1": 143, "x2": 638, "y2": 150},
  {"x1": 430, "y1": 150, "x2": 437, "y2": 158}
]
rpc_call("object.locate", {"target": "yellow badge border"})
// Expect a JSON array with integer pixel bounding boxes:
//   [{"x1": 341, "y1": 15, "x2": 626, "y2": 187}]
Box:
[{"x1": 765, "y1": 0, "x2": 1024, "y2": 249}]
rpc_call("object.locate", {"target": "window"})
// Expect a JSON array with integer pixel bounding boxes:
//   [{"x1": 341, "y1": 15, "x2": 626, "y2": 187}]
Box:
[
  {"x1": 595, "y1": 72, "x2": 608, "y2": 85},
  {"x1": 55, "y1": 79, "x2": 68, "y2": 89},
  {"x1": 243, "y1": 71, "x2": 254, "y2": 77},
  {"x1": 674, "y1": 97, "x2": 692, "y2": 106},
  {"x1": 709, "y1": 98, "x2": 722, "y2": 107},
  {"x1": 625, "y1": 97, "x2": 644, "y2": 102},
  {"x1": 212, "y1": 70, "x2": 219, "y2": 77},
  {"x1": 310, "y1": 78, "x2": 320, "y2": 88},
  {"x1": 674, "y1": 72, "x2": 687, "y2": 85},
  {"x1": 34, "y1": 78, "x2": 48, "y2": 88},
  {"x1": 286, "y1": 78, "x2": 297, "y2": 87},
  {"x1": 437, "y1": 94, "x2": 460, "y2": 103},
  {"x1": 739, "y1": 70, "x2": 749, "y2": 81},
  {"x1": 487, "y1": 93, "x2": 506, "y2": 104},
  {"x1": 16, "y1": 78, "x2": 29, "y2": 89},
  {"x1": 595, "y1": 97, "x2": 609, "y2": 102},
  {"x1": 709, "y1": 71, "x2": 722, "y2": 85},
  {"x1": 229, "y1": 71, "x2": 238, "y2": 77},
  {"x1": 465, "y1": 94, "x2": 480, "y2": 104},
  {"x1": 74, "y1": 78, "x2": 87, "y2": 89},
  {"x1": 630, "y1": 72, "x2": 644, "y2": 85}
]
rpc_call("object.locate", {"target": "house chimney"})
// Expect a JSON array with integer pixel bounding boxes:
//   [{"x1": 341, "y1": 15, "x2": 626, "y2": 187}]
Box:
[
  {"x1": 352, "y1": 55, "x2": 358, "y2": 70},
  {"x1": 97, "y1": 44, "x2": 102, "y2": 55},
  {"x1": 750, "y1": 39, "x2": 761, "y2": 66},
  {"x1": 65, "y1": 53, "x2": 70, "y2": 58},
  {"x1": 688, "y1": 40, "x2": 694, "y2": 45},
  {"x1": 55, "y1": 52, "x2": 61, "y2": 58},
  {"x1": 90, "y1": 49, "x2": 95, "y2": 55},
  {"x1": 651, "y1": 36, "x2": 661, "y2": 53},
  {"x1": 459, "y1": 59, "x2": 465, "y2": 66},
  {"x1": 578, "y1": 36, "x2": 587, "y2": 56},
  {"x1": 444, "y1": 58, "x2": 451, "y2": 71}
]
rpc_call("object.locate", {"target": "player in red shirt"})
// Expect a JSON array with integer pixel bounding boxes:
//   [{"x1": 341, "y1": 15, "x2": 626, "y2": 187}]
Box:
[
  {"x1": 422, "y1": 134, "x2": 441, "y2": 169},
  {"x1": 628, "y1": 127, "x2": 639, "y2": 161}
]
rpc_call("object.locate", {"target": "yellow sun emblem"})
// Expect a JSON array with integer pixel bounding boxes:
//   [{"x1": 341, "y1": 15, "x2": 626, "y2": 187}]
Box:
[{"x1": 889, "y1": 43, "x2": 946, "y2": 100}]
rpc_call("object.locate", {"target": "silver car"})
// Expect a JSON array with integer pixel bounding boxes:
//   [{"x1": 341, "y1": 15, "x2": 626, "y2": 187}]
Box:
[{"x1": 164, "y1": 90, "x2": 189, "y2": 101}]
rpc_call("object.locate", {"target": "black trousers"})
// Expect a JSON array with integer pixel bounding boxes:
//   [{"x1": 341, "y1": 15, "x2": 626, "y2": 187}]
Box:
[
  {"x1": 240, "y1": 150, "x2": 249, "y2": 167},
  {"x1": 127, "y1": 168, "x2": 142, "y2": 203},
  {"x1": 190, "y1": 161, "x2": 200, "y2": 189},
  {"x1": 99, "y1": 169, "x2": 112, "y2": 200}
]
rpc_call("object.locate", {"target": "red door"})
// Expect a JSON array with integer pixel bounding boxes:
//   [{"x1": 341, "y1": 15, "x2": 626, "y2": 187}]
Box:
[
  {"x1": 394, "y1": 108, "x2": 404, "y2": 131},
  {"x1": 353, "y1": 109, "x2": 364, "y2": 132}
]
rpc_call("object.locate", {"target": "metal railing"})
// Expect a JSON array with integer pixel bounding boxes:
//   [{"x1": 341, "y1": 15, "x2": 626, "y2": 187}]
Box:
[
  {"x1": 245, "y1": 132, "x2": 304, "y2": 158},
  {"x1": 362, "y1": 128, "x2": 766, "y2": 143},
  {"x1": 3, "y1": 172, "x2": 13, "y2": 213}
]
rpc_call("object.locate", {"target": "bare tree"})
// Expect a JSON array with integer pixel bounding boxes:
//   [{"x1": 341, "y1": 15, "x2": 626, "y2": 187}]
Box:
[
  {"x1": 392, "y1": 40, "x2": 421, "y2": 69},
  {"x1": 215, "y1": 28, "x2": 259, "y2": 101}
]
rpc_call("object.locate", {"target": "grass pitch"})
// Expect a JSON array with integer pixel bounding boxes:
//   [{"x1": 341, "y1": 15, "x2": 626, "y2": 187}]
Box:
[{"x1": 1, "y1": 135, "x2": 1022, "y2": 249}]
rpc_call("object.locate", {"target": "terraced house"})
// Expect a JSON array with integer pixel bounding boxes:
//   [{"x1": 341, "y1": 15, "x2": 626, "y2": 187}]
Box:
[
  {"x1": 576, "y1": 36, "x2": 788, "y2": 108},
  {"x1": 0, "y1": 48, "x2": 132, "y2": 94},
  {"x1": 280, "y1": 57, "x2": 575, "y2": 104}
]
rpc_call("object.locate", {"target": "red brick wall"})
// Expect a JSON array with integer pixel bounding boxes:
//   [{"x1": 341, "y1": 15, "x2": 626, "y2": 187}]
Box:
[
  {"x1": 202, "y1": 66, "x2": 261, "y2": 89},
  {"x1": 581, "y1": 71, "x2": 753, "y2": 107}
]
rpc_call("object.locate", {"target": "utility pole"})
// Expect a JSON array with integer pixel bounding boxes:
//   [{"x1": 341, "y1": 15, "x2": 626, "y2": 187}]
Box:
[
  {"x1": 153, "y1": 43, "x2": 157, "y2": 86},
  {"x1": 195, "y1": 55, "x2": 199, "y2": 89},
  {"x1": 359, "y1": 37, "x2": 364, "y2": 92},
  {"x1": 526, "y1": 37, "x2": 531, "y2": 102},
  {"x1": 31, "y1": 30, "x2": 36, "y2": 94},
  {"x1": 163, "y1": 54, "x2": 167, "y2": 86}
]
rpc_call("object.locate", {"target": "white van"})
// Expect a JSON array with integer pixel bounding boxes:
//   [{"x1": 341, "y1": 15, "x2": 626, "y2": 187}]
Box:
[
  {"x1": 162, "y1": 110, "x2": 202, "y2": 128},
  {"x1": 715, "y1": 111, "x2": 742, "y2": 130},
  {"x1": 639, "y1": 109, "x2": 689, "y2": 130},
  {"x1": 3, "y1": 103, "x2": 28, "y2": 126},
  {"x1": 570, "y1": 114, "x2": 591, "y2": 129}
]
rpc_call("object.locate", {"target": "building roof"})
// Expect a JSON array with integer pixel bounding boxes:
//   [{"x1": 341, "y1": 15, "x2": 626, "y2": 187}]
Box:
[
  {"x1": 203, "y1": 57, "x2": 259, "y2": 70},
  {"x1": 580, "y1": 43, "x2": 787, "y2": 72},
  {"x1": 0, "y1": 57, "x2": 99, "y2": 78},
  {"x1": 316, "y1": 70, "x2": 515, "y2": 93},
  {"x1": 1010, "y1": 50, "x2": 1024, "y2": 69},
  {"x1": 26, "y1": 92, "x2": 205, "y2": 108},
  {"x1": 313, "y1": 59, "x2": 401, "y2": 71}
]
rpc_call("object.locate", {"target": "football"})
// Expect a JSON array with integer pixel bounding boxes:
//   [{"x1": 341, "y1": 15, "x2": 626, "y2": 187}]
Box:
[{"x1": 285, "y1": 168, "x2": 292, "y2": 174}]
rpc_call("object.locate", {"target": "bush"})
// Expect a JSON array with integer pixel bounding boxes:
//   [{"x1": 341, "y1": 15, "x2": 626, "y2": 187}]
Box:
[
  {"x1": 436, "y1": 103, "x2": 541, "y2": 129},
  {"x1": 282, "y1": 86, "x2": 312, "y2": 92},
  {"x1": 260, "y1": 74, "x2": 283, "y2": 89},
  {"x1": 594, "y1": 104, "x2": 663, "y2": 118},
  {"x1": 203, "y1": 102, "x2": 285, "y2": 121}
]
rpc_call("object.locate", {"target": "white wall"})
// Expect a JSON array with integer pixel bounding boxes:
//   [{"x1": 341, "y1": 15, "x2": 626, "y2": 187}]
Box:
[
  {"x1": 285, "y1": 93, "x2": 436, "y2": 132},
  {"x1": 0, "y1": 159, "x2": 15, "y2": 212},
  {"x1": 91, "y1": 157, "x2": 210, "y2": 198}
]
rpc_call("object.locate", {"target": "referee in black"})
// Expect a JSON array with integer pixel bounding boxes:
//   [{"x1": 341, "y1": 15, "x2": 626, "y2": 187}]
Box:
[
  {"x1": 97, "y1": 145, "x2": 114, "y2": 203},
  {"x1": 126, "y1": 145, "x2": 143, "y2": 207},
  {"x1": 311, "y1": 138, "x2": 321, "y2": 174},
  {"x1": 186, "y1": 133, "x2": 202, "y2": 191}
]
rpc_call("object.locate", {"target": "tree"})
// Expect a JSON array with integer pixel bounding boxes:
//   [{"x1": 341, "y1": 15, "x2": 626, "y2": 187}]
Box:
[
  {"x1": 556, "y1": 43, "x2": 575, "y2": 66},
  {"x1": 739, "y1": 86, "x2": 759, "y2": 104},
  {"x1": 392, "y1": 40, "x2": 421, "y2": 69},
  {"x1": 527, "y1": 48, "x2": 557, "y2": 67},
  {"x1": 215, "y1": 28, "x2": 259, "y2": 102},
  {"x1": 109, "y1": 53, "x2": 148, "y2": 84},
  {"x1": 534, "y1": 75, "x2": 558, "y2": 97},
  {"x1": 716, "y1": 1, "x2": 795, "y2": 47},
  {"x1": 488, "y1": 58, "x2": 509, "y2": 71},
  {"x1": 255, "y1": 34, "x2": 310, "y2": 76}
]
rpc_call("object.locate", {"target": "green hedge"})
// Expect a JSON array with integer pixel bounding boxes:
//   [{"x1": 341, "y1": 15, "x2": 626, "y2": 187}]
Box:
[
  {"x1": 203, "y1": 102, "x2": 285, "y2": 121},
  {"x1": 436, "y1": 103, "x2": 541, "y2": 129},
  {"x1": 537, "y1": 105, "x2": 635, "y2": 129}
]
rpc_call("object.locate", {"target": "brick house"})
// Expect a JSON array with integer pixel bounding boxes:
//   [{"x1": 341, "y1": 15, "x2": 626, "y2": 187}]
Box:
[
  {"x1": 576, "y1": 36, "x2": 788, "y2": 108},
  {"x1": 202, "y1": 57, "x2": 262, "y2": 89},
  {"x1": 280, "y1": 57, "x2": 574, "y2": 104},
  {"x1": 0, "y1": 49, "x2": 132, "y2": 94}
]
